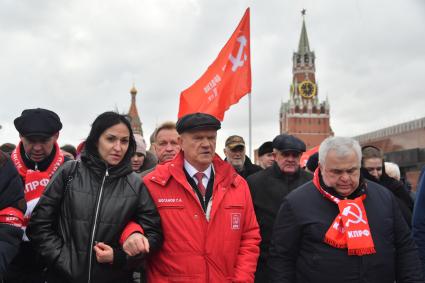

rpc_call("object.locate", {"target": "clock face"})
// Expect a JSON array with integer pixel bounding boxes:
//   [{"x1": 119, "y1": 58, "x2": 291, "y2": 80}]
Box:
[{"x1": 298, "y1": 80, "x2": 316, "y2": 99}]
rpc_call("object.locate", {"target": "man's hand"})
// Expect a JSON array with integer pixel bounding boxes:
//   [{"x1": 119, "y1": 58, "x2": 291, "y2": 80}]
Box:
[
  {"x1": 93, "y1": 242, "x2": 114, "y2": 263},
  {"x1": 123, "y1": 233, "x2": 150, "y2": 256}
]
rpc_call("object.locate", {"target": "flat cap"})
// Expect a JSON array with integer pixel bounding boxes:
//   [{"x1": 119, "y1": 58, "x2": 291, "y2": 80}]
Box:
[
  {"x1": 272, "y1": 134, "x2": 306, "y2": 153},
  {"x1": 258, "y1": 141, "x2": 273, "y2": 156},
  {"x1": 176, "y1": 113, "x2": 221, "y2": 134},
  {"x1": 14, "y1": 108, "x2": 62, "y2": 137},
  {"x1": 225, "y1": 135, "x2": 245, "y2": 150}
]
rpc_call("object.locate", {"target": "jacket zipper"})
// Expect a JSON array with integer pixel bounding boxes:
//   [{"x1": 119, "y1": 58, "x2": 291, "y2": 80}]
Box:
[{"x1": 87, "y1": 168, "x2": 109, "y2": 283}]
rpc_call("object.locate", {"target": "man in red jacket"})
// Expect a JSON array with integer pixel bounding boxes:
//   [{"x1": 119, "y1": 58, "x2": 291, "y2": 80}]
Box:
[{"x1": 122, "y1": 112, "x2": 261, "y2": 282}]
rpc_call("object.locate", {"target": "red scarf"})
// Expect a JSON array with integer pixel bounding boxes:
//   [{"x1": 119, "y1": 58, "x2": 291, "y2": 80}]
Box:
[
  {"x1": 313, "y1": 168, "x2": 376, "y2": 256},
  {"x1": 11, "y1": 142, "x2": 64, "y2": 240}
]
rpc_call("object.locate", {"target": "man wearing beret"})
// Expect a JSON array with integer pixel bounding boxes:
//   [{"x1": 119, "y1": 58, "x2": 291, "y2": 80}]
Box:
[
  {"x1": 5, "y1": 108, "x2": 66, "y2": 283},
  {"x1": 246, "y1": 134, "x2": 312, "y2": 282},
  {"x1": 224, "y1": 135, "x2": 262, "y2": 180},
  {"x1": 120, "y1": 113, "x2": 261, "y2": 282},
  {"x1": 257, "y1": 141, "x2": 274, "y2": 169}
]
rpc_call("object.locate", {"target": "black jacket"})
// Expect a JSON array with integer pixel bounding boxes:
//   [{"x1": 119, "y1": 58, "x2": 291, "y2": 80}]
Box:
[
  {"x1": 235, "y1": 156, "x2": 262, "y2": 180},
  {"x1": 4, "y1": 144, "x2": 70, "y2": 283},
  {"x1": 27, "y1": 151, "x2": 163, "y2": 283},
  {"x1": 268, "y1": 179, "x2": 423, "y2": 283},
  {"x1": 0, "y1": 152, "x2": 25, "y2": 279},
  {"x1": 247, "y1": 163, "x2": 312, "y2": 282},
  {"x1": 361, "y1": 167, "x2": 413, "y2": 227}
]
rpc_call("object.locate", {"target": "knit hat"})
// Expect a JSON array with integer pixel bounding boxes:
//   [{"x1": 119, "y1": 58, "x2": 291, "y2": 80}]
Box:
[{"x1": 134, "y1": 134, "x2": 147, "y2": 156}]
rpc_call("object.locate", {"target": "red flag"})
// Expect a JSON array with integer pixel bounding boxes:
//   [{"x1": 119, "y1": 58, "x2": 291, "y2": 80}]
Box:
[
  {"x1": 178, "y1": 8, "x2": 251, "y2": 121},
  {"x1": 300, "y1": 145, "x2": 319, "y2": 167}
]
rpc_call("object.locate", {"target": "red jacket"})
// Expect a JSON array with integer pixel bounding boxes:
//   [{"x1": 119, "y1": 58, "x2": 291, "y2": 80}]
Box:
[{"x1": 126, "y1": 152, "x2": 260, "y2": 282}]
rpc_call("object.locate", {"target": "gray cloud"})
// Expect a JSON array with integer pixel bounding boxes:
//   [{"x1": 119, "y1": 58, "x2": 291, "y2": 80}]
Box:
[{"x1": 0, "y1": 0, "x2": 424, "y2": 157}]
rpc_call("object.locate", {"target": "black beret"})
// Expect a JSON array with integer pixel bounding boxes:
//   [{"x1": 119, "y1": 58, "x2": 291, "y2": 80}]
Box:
[
  {"x1": 272, "y1": 134, "x2": 306, "y2": 153},
  {"x1": 176, "y1": 113, "x2": 221, "y2": 134},
  {"x1": 14, "y1": 108, "x2": 62, "y2": 137},
  {"x1": 258, "y1": 141, "x2": 273, "y2": 156},
  {"x1": 306, "y1": 152, "x2": 319, "y2": 172}
]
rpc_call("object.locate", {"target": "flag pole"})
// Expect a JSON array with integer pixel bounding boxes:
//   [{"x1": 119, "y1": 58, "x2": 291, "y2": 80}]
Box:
[{"x1": 248, "y1": 92, "x2": 252, "y2": 159}]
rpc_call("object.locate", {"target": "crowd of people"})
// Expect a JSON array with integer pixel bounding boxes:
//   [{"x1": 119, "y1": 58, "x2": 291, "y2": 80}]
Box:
[{"x1": 0, "y1": 107, "x2": 425, "y2": 283}]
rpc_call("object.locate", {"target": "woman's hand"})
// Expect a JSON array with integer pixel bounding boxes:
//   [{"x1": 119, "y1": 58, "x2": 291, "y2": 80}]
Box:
[
  {"x1": 123, "y1": 233, "x2": 150, "y2": 256},
  {"x1": 93, "y1": 242, "x2": 114, "y2": 263}
]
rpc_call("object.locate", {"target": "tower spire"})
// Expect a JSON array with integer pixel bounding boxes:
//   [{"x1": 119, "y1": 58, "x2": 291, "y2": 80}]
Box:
[
  {"x1": 298, "y1": 9, "x2": 310, "y2": 54},
  {"x1": 128, "y1": 84, "x2": 143, "y2": 136}
]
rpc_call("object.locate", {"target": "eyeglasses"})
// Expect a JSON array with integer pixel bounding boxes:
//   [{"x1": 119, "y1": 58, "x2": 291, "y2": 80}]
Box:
[{"x1": 365, "y1": 167, "x2": 382, "y2": 172}]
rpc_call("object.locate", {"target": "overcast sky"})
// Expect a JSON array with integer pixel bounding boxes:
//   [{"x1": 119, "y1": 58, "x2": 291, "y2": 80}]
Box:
[{"x1": 0, "y1": 0, "x2": 424, "y2": 157}]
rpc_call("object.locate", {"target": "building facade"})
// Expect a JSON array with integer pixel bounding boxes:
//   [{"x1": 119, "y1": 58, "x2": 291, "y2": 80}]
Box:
[
  {"x1": 279, "y1": 12, "x2": 333, "y2": 149},
  {"x1": 354, "y1": 117, "x2": 425, "y2": 190}
]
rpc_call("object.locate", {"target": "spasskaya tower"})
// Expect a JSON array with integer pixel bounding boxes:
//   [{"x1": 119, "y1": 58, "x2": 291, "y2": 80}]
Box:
[{"x1": 279, "y1": 10, "x2": 333, "y2": 148}]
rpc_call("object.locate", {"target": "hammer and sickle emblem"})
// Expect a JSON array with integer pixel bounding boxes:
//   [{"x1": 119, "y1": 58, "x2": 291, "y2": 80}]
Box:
[
  {"x1": 229, "y1": 35, "x2": 248, "y2": 72},
  {"x1": 342, "y1": 203, "x2": 366, "y2": 227}
]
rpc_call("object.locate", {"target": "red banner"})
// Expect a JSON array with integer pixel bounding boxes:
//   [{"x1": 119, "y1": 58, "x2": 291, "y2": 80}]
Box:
[{"x1": 178, "y1": 8, "x2": 251, "y2": 121}]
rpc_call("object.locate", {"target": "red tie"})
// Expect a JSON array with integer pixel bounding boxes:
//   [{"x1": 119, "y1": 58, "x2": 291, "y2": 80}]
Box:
[{"x1": 194, "y1": 172, "x2": 206, "y2": 197}]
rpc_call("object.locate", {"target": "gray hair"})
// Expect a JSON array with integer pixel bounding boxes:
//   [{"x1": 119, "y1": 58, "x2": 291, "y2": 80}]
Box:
[{"x1": 319, "y1": 137, "x2": 362, "y2": 166}]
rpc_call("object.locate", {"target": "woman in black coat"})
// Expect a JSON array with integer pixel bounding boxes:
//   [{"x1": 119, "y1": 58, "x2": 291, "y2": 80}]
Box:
[{"x1": 27, "y1": 112, "x2": 162, "y2": 283}]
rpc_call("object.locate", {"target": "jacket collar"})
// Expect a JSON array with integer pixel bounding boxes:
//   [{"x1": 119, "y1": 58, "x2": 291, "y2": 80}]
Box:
[
  {"x1": 148, "y1": 151, "x2": 240, "y2": 189},
  {"x1": 318, "y1": 169, "x2": 367, "y2": 200},
  {"x1": 271, "y1": 162, "x2": 302, "y2": 180},
  {"x1": 19, "y1": 141, "x2": 57, "y2": 171},
  {"x1": 80, "y1": 150, "x2": 133, "y2": 179}
]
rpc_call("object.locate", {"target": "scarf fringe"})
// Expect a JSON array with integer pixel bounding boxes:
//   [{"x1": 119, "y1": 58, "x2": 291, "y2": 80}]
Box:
[
  {"x1": 348, "y1": 247, "x2": 376, "y2": 256},
  {"x1": 324, "y1": 237, "x2": 347, "y2": 249}
]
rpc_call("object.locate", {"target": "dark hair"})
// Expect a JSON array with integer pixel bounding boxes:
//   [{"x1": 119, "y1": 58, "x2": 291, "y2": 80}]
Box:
[
  {"x1": 85, "y1": 112, "x2": 136, "y2": 164},
  {"x1": 0, "y1": 150, "x2": 6, "y2": 166},
  {"x1": 60, "y1": 144, "x2": 77, "y2": 159},
  {"x1": 361, "y1": 145, "x2": 383, "y2": 162},
  {"x1": 306, "y1": 152, "x2": 319, "y2": 172},
  {"x1": 0, "y1": 143, "x2": 16, "y2": 155}
]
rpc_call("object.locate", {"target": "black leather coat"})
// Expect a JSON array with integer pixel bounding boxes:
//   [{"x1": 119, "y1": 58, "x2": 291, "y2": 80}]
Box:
[{"x1": 27, "y1": 151, "x2": 162, "y2": 283}]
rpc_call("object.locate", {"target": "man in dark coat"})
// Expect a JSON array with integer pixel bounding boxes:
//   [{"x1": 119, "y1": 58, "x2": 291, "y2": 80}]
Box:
[
  {"x1": 0, "y1": 151, "x2": 26, "y2": 280},
  {"x1": 247, "y1": 134, "x2": 312, "y2": 282},
  {"x1": 224, "y1": 135, "x2": 262, "y2": 179},
  {"x1": 5, "y1": 108, "x2": 67, "y2": 283},
  {"x1": 268, "y1": 136, "x2": 423, "y2": 283}
]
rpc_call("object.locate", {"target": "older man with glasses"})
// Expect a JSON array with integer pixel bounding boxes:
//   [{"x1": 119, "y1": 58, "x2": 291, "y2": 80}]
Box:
[
  {"x1": 247, "y1": 134, "x2": 312, "y2": 282},
  {"x1": 268, "y1": 137, "x2": 423, "y2": 283}
]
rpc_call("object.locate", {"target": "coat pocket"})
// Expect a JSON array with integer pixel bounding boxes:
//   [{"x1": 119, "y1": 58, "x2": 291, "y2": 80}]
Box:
[{"x1": 157, "y1": 203, "x2": 185, "y2": 209}]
